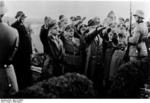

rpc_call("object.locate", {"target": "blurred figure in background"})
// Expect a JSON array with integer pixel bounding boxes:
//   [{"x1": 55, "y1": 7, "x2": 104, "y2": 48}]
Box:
[
  {"x1": 117, "y1": 17, "x2": 126, "y2": 30},
  {"x1": 58, "y1": 15, "x2": 68, "y2": 32},
  {"x1": 11, "y1": 11, "x2": 33, "y2": 90},
  {"x1": 103, "y1": 10, "x2": 117, "y2": 28}
]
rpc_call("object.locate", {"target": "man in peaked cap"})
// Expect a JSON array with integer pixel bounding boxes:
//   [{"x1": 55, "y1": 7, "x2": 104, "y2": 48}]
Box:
[
  {"x1": 128, "y1": 10, "x2": 148, "y2": 61},
  {"x1": 0, "y1": 1, "x2": 19, "y2": 97}
]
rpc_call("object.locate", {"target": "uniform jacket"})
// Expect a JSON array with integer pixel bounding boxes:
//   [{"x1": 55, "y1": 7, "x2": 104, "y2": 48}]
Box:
[
  {"x1": 0, "y1": 22, "x2": 19, "y2": 65},
  {"x1": 0, "y1": 22, "x2": 19, "y2": 97},
  {"x1": 129, "y1": 22, "x2": 148, "y2": 57},
  {"x1": 61, "y1": 34, "x2": 82, "y2": 67}
]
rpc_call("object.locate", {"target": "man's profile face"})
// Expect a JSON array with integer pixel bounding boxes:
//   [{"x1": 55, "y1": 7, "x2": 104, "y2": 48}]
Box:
[
  {"x1": 134, "y1": 15, "x2": 139, "y2": 22},
  {"x1": 19, "y1": 16, "x2": 26, "y2": 23}
]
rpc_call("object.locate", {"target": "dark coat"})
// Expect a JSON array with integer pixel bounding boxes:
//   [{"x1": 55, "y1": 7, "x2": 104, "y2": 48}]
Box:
[
  {"x1": 11, "y1": 20, "x2": 33, "y2": 90},
  {"x1": 41, "y1": 34, "x2": 65, "y2": 79},
  {"x1": 109, "y1": 49, "x2": 125, "y2": 79},
  {"x1": 39, "y1": 25, "x2": 49, "y2": 54},
  {"x1": 103, "y1": 41, "x2": 115, "y2": 81},
  {"x1": 47, "y1": 35, "x2": 64, "y2": 61},
  {"x1": 12, "y1": 20, "x2": 32, "y2": 54},
  {"x1": 84, "y1": 30, "x2": 98, "y2": 75},
  {"x1": 83, "y1": 29, "x2": 104, "y2": 91},
  {"x1": 61, "y1": 35, "x2": 82, "y2": 73},
  {"x1": 109, "y1": 39, "x2": 127, "y2": 79},
  {"x1": 86, "y1": 35, "x2": 103, "y2": 80}
]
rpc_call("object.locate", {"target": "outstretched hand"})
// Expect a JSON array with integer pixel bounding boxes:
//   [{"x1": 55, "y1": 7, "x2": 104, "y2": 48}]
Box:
[{"x1": 96, "y1": 26, "x2": 106, "y2": 33}]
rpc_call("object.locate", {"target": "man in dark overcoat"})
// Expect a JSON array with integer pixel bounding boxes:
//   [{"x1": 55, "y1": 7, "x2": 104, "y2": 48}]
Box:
[{"x1": 11, "y1": 11, "x2": 33, "y2": 90}]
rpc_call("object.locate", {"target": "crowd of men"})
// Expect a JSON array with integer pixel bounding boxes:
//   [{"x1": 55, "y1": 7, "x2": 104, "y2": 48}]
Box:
[{"x1": 0, "y1": 1, "x2": 150, "y2": 98}]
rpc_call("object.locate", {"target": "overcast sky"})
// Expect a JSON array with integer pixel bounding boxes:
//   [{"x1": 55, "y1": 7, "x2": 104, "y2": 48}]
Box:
[{"x1": 4, "y1": 0, "x2": 150, "y2": 21}]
